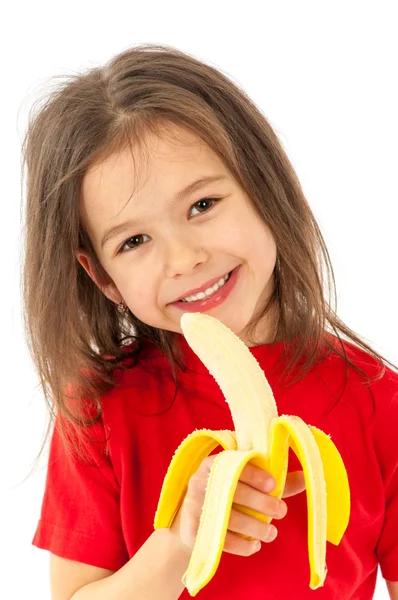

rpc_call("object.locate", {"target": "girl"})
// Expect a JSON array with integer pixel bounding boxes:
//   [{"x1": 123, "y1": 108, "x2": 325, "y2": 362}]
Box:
[{"x1": 22, "y1": 44, "x2": 398, "y2": 599}]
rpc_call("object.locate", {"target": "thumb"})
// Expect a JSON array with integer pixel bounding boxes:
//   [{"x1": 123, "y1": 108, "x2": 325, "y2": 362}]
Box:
[{"x1": 282, "y1": 470, "x2": 306, "y2": 498}]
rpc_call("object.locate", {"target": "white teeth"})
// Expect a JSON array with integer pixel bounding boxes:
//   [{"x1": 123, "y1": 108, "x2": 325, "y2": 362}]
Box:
[{"x1": 180, "y1": 272, "x2": 231, "y2": 303}]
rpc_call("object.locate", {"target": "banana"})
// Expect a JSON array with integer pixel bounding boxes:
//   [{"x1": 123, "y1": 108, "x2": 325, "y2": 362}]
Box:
[{"x1": 154, "y1": 313, "x2": 350, "y2": 596}]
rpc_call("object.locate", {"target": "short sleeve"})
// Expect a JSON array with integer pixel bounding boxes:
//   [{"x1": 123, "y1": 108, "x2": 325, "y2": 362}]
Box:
[
  {"x1": 32, "y1": 413, "x2": 129, "y2": 571},
  {"x1": 374, "y1": 390, "x2": 398, "y2": 581}
]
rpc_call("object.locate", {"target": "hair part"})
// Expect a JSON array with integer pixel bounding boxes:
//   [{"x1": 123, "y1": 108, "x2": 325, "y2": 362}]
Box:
[{"x1": 21, "y1": 43, "x2": 397, "y2": 471}]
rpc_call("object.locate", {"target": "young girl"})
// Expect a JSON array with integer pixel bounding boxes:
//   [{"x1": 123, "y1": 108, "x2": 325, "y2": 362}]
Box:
[{"x1": 23, "y1": 44, "x2": 398, "y2": 599}]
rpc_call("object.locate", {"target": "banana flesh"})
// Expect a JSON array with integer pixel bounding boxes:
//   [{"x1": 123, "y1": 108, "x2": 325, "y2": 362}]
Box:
[{"x1": 154, "y1": 313, "x2": 350, "y2": 596}]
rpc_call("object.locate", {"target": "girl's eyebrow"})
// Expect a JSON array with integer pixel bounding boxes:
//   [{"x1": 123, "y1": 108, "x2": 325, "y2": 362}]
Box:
[{"x1": 100, "y1": 174, "x2": 227, "y2": 249}]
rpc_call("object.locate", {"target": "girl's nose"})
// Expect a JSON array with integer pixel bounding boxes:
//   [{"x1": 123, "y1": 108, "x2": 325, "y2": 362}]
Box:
[{"x1": 163, "y1": 236, "x2": 209, "y2": 279}]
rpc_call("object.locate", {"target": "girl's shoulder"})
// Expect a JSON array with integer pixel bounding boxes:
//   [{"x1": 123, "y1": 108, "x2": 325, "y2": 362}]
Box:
[
  {"x1": 99, "y1": 339, "x2": 177, "y2": 407},
  {"x1": 114, "y1": 339, "x2": 174, "y2": 375},
  {"x1": 309, "y1": 333, "x2": 398, "y2": 430},
  {"x1": 332, "y1": 336, "x2": 398, "y2": 430},
  {"x1": 325, "y1": 332, "x2": 398, "y2": 388}
]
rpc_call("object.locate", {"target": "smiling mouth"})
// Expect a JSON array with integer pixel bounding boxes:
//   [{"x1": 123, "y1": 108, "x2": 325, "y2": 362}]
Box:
[{"x1": 177, "y1": 271, "x2": 232, "y2": 303}]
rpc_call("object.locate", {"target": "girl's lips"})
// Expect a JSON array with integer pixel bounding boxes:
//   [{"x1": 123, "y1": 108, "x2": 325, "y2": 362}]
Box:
[{"x1": 170, "y1": 265, "x2": 241, "y2": 312}]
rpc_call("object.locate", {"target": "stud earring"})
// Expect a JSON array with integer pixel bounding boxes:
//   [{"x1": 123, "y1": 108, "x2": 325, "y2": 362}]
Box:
[{"x1": 117, "y1": 299, "x2": 129, "y2": 314}]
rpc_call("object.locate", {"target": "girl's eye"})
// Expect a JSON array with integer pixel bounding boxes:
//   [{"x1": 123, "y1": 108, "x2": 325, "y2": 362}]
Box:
[
  {"x1": 119, "y1": 234, "x2": 150, "y2": 253},
  {"x1": 118, "y1": 198, "x2": 220, "y2": 254},
  {"x1": 189, "y1": 197, "x2": 219, "y2": 217}
]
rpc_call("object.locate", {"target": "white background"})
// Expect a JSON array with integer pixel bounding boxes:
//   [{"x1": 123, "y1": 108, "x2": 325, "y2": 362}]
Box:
[{"x1": 1, "y1": 1, "x2": 397, "y2": 598}]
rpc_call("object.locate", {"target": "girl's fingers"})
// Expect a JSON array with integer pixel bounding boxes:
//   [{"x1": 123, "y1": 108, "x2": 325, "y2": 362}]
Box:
[
  {"x1": 228, "y1": 507, "x2": 278, "y2": 543},
  {"x1": 223, "y1": 530, "x2": 262, "y2": 557},
  {"x1": 282, "y1": 471, "x2": 306, "y2": 498},
  {"x1": 238, "y1": 463, "x2": 276, "y2": 493},
  {"x1": 234, "y1": 481, "x2": 287, "y2": 520},
  {"x1": 238, "y1": 464, "x2": 306, "y2": 499}
]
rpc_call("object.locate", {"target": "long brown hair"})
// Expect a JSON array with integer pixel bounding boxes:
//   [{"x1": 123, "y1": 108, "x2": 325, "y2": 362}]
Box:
[{"x1": 21, "y1": 43, "x2": 397, "y2": 466}]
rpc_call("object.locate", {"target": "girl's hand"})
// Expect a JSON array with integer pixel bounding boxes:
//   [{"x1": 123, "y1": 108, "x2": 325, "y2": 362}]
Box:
[{"x1": 171, "y1": 455, "x2": 306, "y2": 557}]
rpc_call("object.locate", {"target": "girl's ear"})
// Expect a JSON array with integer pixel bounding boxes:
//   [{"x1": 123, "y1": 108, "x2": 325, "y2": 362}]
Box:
[{"x1": 76, "y1": 249, "x2": 122, "y2": 305}]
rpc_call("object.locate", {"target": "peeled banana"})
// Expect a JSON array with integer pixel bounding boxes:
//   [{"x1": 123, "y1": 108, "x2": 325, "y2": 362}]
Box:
[{"x1": 154, "y1": 313, "x2": 350, "y2": 596}]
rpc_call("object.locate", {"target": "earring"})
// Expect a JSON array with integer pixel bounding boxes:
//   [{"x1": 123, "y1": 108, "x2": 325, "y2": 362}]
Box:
[{"x1": 117, "y1": 299, "x2": 129, "y2": 314}]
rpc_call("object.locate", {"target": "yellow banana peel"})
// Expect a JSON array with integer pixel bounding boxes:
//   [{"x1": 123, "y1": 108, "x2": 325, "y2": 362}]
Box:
[{"x1": 154, "y1": 313, "x2": 350, "y2": 596}]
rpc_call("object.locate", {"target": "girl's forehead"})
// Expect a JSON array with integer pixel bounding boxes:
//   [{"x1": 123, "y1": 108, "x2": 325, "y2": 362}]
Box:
[
  {"x1": 80, "y1": 125, "x2": 229, "y2": 232},
  {"x1": 84, "y1": 125, "x2": 222, "y2": 191}
]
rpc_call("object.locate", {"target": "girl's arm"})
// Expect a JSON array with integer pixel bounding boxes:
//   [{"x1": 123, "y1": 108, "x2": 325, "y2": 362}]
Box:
[
  {"x1": 52, "y1": 527, "x2": 191, "y2": 600},
  {"x1": 387, "y1": 580, "x2": 398, "y2": 600}
]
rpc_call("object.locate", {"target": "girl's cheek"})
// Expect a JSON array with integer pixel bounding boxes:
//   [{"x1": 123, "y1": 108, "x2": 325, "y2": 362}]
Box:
[
  {"x1": 131, "y1": 287, "x2": 150, "y2": 303},
  {"x1": 128, "y1": 278, "x2": 159, "y2": 307}
]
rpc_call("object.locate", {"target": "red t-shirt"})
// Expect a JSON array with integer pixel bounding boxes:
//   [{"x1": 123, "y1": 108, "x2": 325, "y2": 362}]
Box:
[{"x1": 33, "y1": 333, "x2": 398, "y2": 599}]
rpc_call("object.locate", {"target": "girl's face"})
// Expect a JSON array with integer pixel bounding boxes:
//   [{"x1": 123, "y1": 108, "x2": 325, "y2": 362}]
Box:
[{"x1": 78, "y1": 124, "x2": 277, "y2": 345}]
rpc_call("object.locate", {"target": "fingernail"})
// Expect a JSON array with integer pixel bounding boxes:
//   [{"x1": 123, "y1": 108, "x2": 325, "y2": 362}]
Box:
[
  {"x1": 264, "y1": 478, "x2": 276, "y2": 492},
  {"x1": 267, "y1": 526, "x2": 278, "y2": 542},
  {"x1": 253, "y1": 541, "x2": 262, "y2": 552}
]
